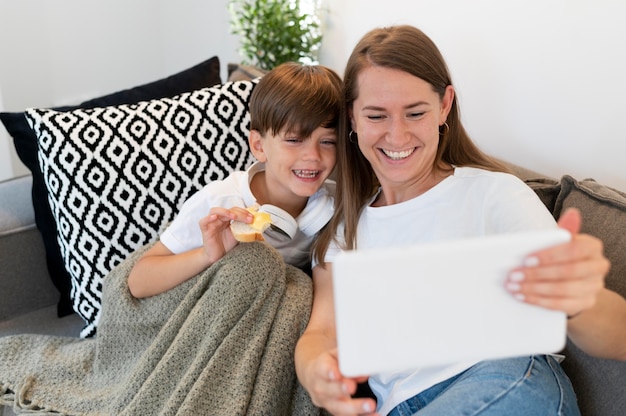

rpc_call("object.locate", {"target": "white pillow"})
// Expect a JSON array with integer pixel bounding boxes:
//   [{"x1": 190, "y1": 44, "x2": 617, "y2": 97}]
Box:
[{"x1": 25, "y1": 79, "x2": 259, "y2": 337}]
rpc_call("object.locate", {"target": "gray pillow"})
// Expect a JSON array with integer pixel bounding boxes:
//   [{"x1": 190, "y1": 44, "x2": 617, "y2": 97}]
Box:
[
  {"x1": 553, "y1": 175, "x2": 626, "y2": 416},
  {"x1": 554, "y1": 175, "x2": 626, "y2": 297}
]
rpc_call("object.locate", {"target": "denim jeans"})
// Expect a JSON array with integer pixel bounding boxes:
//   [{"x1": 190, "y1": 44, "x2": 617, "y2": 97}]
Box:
[{"x1": 388, "y1": 355, "x2": 580, "y2": 416}]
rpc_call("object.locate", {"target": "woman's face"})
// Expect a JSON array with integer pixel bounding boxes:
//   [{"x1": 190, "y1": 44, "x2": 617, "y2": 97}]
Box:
[{"x1": 350, "y1": 65, "x2": 453, "y2": 201}]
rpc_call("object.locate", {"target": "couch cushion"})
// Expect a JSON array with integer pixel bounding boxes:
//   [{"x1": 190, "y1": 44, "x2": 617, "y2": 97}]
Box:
[
  {"x1": 552, "y1": 175, "x2": 626, "y2": 416},
  {"x1": 0, "y1": 56, "x2": 222, "y2": 317},
  {"x1": 501, "y1": 160, "x2": 561, "y2": 217},
  {"x1": 522, "y1": 177, "x2": 561, "y2": 218},
  {"x1": 0, "y1": 176, "x2": 60, "y2": 322},
  {"x1": 227, "y1": 63, "x2": 267, "y2": 82},
  {"x1": 0, "y1": 175, "x2": 35, "y2": 233},
  {"x1": 553, "y1": 175, "x2": 626, "y2": 297},
  {"x1": 24, "y1": 79, "x2": 259, "y2": 338}
]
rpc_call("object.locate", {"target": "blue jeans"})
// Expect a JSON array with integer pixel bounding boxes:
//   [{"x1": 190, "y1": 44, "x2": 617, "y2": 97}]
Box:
[{"x1": 388, "y1": 355, "x2": 580, "y2": 416}]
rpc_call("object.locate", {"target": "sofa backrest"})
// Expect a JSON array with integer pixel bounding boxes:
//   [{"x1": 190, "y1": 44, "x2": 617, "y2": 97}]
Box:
[{"x1": 507, "y1": 161, "x2": 626, "y2": 416}]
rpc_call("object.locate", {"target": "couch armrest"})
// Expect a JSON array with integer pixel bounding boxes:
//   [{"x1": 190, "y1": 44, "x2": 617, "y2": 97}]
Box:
[{"x1": 0, "y1": 175, "x2": 59, "y2": 321}]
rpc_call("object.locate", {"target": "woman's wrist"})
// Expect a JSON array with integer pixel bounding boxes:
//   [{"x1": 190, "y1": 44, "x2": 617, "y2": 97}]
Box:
[{"x1": 567, "y1": 310, "x2": 584, "y2": 320}]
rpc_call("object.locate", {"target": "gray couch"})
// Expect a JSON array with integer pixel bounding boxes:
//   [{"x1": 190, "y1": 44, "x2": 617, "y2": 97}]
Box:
[
  {"x1": 2, "y1": 163, "x2": 626, "y2": 416},
  {"x1": 0, "y1": 175, "x2": 83, "y2": 339}
]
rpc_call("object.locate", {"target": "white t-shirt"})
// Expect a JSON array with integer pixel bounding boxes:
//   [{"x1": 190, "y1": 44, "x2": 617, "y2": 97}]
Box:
[
  {"x1": 161, "y1": 162, "x2": 335, "y2": 270},
  {"x1": 323, "y1": 167, "x2": 557, "y2": 415}
]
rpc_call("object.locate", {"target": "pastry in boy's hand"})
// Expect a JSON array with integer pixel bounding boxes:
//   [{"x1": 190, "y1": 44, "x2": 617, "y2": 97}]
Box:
[{"x1": 230, "y1": 205, "x2": 272, "y2": 242}]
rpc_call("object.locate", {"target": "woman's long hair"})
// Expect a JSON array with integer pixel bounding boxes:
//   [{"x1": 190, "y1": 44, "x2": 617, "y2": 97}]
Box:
[{"x1": 314, "y1": 25, "x2": 509, "y2": 264}]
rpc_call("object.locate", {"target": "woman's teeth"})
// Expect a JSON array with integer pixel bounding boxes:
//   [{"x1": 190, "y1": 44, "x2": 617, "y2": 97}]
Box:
[
  {"x1": 382, "y1": 148, "x2": 415, "y2": 160},
  {"x1": 294, "y1": 170, "x2": 319, "y2": 178}
]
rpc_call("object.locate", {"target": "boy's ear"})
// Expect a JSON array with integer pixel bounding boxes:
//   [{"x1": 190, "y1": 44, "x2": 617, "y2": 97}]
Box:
[{"x1": 249, "y1": 129, "x2": 267, "y2": 162}]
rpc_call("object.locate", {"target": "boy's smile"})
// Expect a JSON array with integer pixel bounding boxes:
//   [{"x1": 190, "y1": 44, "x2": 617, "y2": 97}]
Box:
[{"x1": 293, "y1": 169, "x2": 322, "y2": 179}]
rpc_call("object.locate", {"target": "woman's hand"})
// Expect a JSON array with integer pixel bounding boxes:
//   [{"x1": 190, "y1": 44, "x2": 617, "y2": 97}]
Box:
[
  {"x1": 199, "y1": 206, "x2": 253, "y2": 264},
  {"x1": 296, "y1": 264, "x2": 379, "y2": 415},
  {"x1": 505, "y1": 207, "x2": 609, "y2": 317},
  {"x1": 298, "y1": 346, "x2": 376, "y2": 416},
  {"x1": 505, "y1": 207, "x2": 626, "y2": 360}
]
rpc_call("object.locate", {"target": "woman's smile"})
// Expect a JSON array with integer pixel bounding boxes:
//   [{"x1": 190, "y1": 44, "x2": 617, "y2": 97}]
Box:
[{"x1": 380, "y1": 147, "x2": 416, "y2": 161}]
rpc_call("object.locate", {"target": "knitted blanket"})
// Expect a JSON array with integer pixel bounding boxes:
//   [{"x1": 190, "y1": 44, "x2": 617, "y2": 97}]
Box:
[{"x1": 0, "y1": 242, "x2": 321, "y2": 415}]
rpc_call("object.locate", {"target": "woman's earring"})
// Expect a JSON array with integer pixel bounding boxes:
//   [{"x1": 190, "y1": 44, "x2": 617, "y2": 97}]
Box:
[
  {"x1": 349, "y1": 130, "x2": 358, "y2": 143},
  {"x1": 439, "y1": 122, "x2": 450, "y2": 136}
]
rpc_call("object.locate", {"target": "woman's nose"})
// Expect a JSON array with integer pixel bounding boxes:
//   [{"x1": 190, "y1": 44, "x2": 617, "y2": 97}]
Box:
[{"x1": 388, "y1": 118, "x2": 411, "y2": 144}]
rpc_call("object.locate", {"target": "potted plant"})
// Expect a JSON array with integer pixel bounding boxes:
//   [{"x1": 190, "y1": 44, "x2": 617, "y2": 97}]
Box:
[{"x1": 228, "y1": 0, "x2": 323, "y2": 71}]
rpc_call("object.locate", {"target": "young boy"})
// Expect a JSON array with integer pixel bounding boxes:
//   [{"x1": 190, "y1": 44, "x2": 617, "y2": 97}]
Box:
[{"x1": 128, "y1": 62, "x2": 341, "y2": 298}]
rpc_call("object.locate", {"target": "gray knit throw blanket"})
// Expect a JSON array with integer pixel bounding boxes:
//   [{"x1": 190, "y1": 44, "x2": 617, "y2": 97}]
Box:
[{"x1": 0, "y1": 242, "x2": 322, "y2": 415}]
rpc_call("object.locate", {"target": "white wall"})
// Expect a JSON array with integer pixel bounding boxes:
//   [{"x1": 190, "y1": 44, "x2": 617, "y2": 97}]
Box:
[
  {"x1": 0, "y1": 85, "x2": 12, "y2": 180},
  {"x1": 1, "y1": 0, "x2": 625, "y2": 190},
  {"x1": 0, "y1": 0, "x2": 241, "y2": 180},
  {"x1": 317, "y1": 0, "x2": 626, "y2": 190}
]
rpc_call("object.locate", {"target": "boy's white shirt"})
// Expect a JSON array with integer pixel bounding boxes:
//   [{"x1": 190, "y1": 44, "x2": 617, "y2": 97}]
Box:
[
  {"x1": 322, "y1": 167, "x2": 557, "y2": 415},
  {"x1": 161, "y1": 162, "x2": 335, "y2": 270}
]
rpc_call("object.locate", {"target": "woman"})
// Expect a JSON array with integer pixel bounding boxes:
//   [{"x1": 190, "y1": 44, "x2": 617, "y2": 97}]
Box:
[{"x1": 295, "y1": 25, "x2": 624, "y2": 416}]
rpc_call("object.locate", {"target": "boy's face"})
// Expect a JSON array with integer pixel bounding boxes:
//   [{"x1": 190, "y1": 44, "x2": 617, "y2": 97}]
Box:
[{"x1": 249, "y1": 125, "x2": 337, "y2": 205}]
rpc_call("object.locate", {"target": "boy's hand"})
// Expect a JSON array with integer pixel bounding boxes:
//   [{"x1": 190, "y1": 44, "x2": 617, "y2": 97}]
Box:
[{"x1": 199, "y1": 207, "x2": 254, "y2": 264}]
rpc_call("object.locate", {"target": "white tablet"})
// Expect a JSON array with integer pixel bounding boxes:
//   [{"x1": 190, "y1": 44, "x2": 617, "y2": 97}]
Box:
[{"x1": 332, "y1": 228, "x2": 570, "y2": 377}]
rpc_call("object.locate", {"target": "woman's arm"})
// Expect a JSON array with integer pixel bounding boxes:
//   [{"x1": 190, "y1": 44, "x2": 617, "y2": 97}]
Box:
[
  {"x1": 506, "y1": 208, "x2": 626, "y2": 360},
  {"x1": 295, "y1": 264, "x2": 378, "y2": 416},
  {"x1": 567, "y1": 288, "x2": 626, "y2": 360}
]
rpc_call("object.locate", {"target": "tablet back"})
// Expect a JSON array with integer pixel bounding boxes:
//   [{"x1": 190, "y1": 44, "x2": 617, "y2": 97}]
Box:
[{"x1": 332, "y1": 228, "x2": 570, "y2": 377}]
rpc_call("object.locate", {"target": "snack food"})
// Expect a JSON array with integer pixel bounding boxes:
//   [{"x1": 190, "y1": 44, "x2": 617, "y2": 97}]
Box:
[{"x1": 230, "y1": 205, "x2": 272, "y2": 242}]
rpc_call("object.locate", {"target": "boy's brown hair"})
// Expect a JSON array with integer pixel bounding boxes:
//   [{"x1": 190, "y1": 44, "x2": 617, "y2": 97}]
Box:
[{"x1": 249, "y1": 62, "x2": 342, "y2": 138}]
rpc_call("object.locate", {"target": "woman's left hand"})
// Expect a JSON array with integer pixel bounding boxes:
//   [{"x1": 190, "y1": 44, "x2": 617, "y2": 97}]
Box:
[{"x1": 505, "y1": 207, "x2": 610, "y2": 318}]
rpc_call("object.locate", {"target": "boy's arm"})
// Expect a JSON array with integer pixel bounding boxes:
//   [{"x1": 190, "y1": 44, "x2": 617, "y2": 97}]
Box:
[
  {"x1": 127, "y1": 241, "x2": 214, "y2": 298},
  {"x1": 128, "y1": 207, "x2": 254, "y2": 298}
]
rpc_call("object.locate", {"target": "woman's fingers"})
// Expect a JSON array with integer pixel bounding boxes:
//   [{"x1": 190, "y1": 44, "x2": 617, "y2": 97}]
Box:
[
  {"x1": 509, "y1": 273, "x2": 602, "y2": 313},
  {"x1": 305, "y1": 351, "x2": 377, "y2": 416},
  {"x1": 506, "y1": 225, "x2": 609, "y2": 317}
]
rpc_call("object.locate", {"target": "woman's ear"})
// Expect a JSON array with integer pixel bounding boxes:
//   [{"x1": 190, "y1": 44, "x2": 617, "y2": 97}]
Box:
[
  {"x1": 440, "y1": 85, "x2": 455, "y2": 121},
  {"x1": 249, "y1": 130, "x2": 267, "y2": 162},
  {"x1": 348, "y1": 108, "x2": 357, "y2": 132}
]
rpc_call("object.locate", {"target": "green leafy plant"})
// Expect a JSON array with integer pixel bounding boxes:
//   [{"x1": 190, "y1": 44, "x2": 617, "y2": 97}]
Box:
[{"x1": 228, "y1": 0, "x2": 322, "y2": 71}]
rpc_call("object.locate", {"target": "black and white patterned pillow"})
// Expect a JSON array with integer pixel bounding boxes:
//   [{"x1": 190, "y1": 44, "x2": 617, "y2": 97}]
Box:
[{"x1": 25, "y1": 80, "x2": 259, "y2": 338}]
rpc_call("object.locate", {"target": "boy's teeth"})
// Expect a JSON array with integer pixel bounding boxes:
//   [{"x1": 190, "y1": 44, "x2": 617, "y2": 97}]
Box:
[
  {"x1": 294, "y1": 170, "x2": 319, "y2": 178},
  {"x1": 383, "y1": 148, "x2": 415, "y2": 160}
]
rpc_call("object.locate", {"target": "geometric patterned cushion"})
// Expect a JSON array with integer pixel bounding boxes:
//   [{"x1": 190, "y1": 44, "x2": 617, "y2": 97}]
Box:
[
  {"x1": 1, "y1": 56, "x2": 223, "y2": 317},
  {"x1": 24, "y1": 79, "x2": 259, "y2": 337}
]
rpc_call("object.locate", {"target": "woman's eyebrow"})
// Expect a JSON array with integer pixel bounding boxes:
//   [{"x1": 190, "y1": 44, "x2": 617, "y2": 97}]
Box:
[
  {"x1": 362, "y1": 101, "x2": 429, "y2": 111},
  {"x1": 361, "y1": 105, "x2": 385, "y2": 111},
  {"x1": 404, "y1": 101, "x2": 429, "y2": 109}
]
